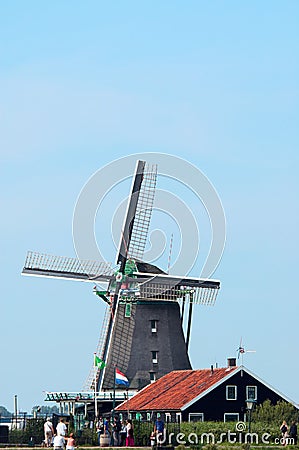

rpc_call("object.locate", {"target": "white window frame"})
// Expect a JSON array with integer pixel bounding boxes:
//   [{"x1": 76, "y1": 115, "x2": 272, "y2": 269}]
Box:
[
  {"x1": 226, "y1": 385, "x2": 237, "y2": 400},
  {"x1": 149, "y1": 372, "x2": 156, "y2": 383},
  {"x1": 151, "y1": 320, "x2": 157, "y2": 333},
  {"x1": 224, "y1": 413, "x2": 239, "y2": 422},
  {"x1": 152, "y1": 351, "x2": 158, "y2": 364},
  {"x1": 246, "y1": 385, "x2": 257, "y2": 401},
  {"x1": 176, "y1": 412, "x2": 182, "y2": 423},
  {"x1": 147, "y1": 412, "x2": 151, "y2": 421},
  {"x1": 188, "y1": 413, "x2": 204, "y2": 422},
  {"x1": 165, "y1": 413, "x2": 171, "y2": 422}
]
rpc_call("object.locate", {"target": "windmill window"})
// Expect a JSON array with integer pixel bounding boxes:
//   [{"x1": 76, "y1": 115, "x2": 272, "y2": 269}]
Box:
[
  {"x1": 125, "y1": 303, "x2": 132, "y2": 317},
  {"x1": 189, "y1": 413, "x2": 204, "y2": 422},
  {"x1": 246, "y1": 386, "x2": 257, "y2": 400},
  {"x1": 226, "y1": 385, "x2": 237, "y2": 400},
  {"x1": 149, "y1": 372, "x2": 156, "y2": 383},
  {"x1": 152, "y1": 351, "x2": 158, "y2": 363},
  {"x1": 224, "y1": 413, "x2": 239, "y2": 422},
  {"x1": 151, "y1": 320, "x2": 157, "y2": 333}
]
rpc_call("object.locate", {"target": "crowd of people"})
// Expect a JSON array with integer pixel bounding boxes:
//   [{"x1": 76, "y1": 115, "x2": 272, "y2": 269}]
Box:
[
  {"x1": 43, "y1": 417, "x2": 76, "y2": 450},
  {"x1": 96, "y1": 415, "x2": 134, "y2": 446},
  {"x1": 43, "y1": 415, "x2": 136, "y2": 448},
  {"x1": 44, "y1": 414, "x2": 298, "y2": 447},
  {"x1": 95, "y1": 414, "x2": 165, "y2": 447}
]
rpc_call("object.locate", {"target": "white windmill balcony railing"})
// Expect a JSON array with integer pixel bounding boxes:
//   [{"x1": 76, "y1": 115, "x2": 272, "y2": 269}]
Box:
[{"x1": 44, "y1": 390, "x2": 137, "y2": 402}]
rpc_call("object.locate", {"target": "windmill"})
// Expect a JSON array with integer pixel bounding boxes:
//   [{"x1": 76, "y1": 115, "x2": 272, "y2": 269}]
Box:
[{"x1": 22, "y1": 159, "x2": 220, "y2": 393}]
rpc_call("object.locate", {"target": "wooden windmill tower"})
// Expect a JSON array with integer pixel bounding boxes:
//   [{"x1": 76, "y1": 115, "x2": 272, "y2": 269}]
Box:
[{"x1": 22, "y1": 160, "x2": 220, "y2": 393}]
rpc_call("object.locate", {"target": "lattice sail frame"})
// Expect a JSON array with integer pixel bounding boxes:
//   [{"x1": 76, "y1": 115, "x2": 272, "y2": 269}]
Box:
[
  {"x1": 138, "y1": 282, "x2": 219, "y2": 306},
  {"x1": 83, "y1": 304, "x2": 112, "y2": 391},
  {"x1": 127, "y1": 163, "x2": 157, "y2": 261},
  {"x1": 23, "y1": 251, "x2": 114, "y2": 280}
]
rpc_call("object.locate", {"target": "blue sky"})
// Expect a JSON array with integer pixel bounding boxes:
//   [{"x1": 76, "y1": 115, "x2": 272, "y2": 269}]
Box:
[{"x1": 1, "y1": 1, "x2": 298, "y2": 413}]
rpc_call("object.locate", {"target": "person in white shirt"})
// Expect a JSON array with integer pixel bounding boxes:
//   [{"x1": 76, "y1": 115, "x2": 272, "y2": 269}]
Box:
[
  {"x1": 44, "y1": 418, "x2": 54, "y2": 447},
  {"x1": 56, "y1": 418, "x2": 67, "y2": 437},
  {"x1": 53, "y1": 434, "x2": 65, "y2": 450}
]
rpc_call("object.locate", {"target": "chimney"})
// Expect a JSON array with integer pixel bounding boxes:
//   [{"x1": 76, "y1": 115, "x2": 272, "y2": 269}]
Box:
[
  {"x1": 227, "y1": 357, "x2": 237, "y2": 368},
  {"x1": 210, "y1": 364, "x2": 214, "y2": 374}
]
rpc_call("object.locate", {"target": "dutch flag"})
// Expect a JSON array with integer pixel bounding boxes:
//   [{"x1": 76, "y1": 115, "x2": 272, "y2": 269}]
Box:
[{"x1": 115, "y1": 368, "x2": 129, "y2": 387}]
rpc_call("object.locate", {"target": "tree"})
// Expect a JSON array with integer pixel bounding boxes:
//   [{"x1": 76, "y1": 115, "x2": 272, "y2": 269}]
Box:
[
  {"x1": 0, "y1": 406, "x2": 12, "y2": 417},
  {"x1": 253, "y1": 399, "x2": 298, "y2": 425},
  {"x1": 31, "y1": 405, "x2": 59, "y2": 415}
]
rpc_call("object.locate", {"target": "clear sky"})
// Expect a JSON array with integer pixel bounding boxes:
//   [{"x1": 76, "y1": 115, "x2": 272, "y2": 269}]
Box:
[{"x1": 1, "y1": 1, "x2": 298, "y2": 413}]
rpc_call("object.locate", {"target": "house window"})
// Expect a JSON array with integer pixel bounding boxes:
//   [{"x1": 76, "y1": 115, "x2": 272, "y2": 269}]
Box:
[
  {"x1": 152, "y1": 351, "x2": 158, "y2": 363},
  {"x1": 246, "y1": 386, "x2": 257, "y2": 400},
  {"x1": 226, "y1": 385, "x2": 237, "y2": 400},
  {"x1": 176, "y1": 413, "x2": 182, "y2": 423},
  {"x1": 151, "y1": 320, "x2": 157, "y2": 333},
  {"x1": 224, "y1": 413, "x2": 239, "y2": 422},
  {"x1": 149, "y1": 372, "x2": 156, "y2": 383},
  {"x1": 147, "y1": 412, "x2": 151, "y2": 421},
  {"x1": 189, "y1": 413, "x2": 204, "y2": 422},
  {"x1": 165, "y1": 413, "x2": 171, "y2": 423}
]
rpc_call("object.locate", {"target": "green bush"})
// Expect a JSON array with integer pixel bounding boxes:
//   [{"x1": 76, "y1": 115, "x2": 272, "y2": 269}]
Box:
[
  {"x1": 253, "y1": 399, "x2": 299, "y2": 425},
  {"x1": 9, "y1": 418, "x2": 44, "y2": 445},
  {"x1": 76, "y1": 427, "x2": 97, "y2": 446}
]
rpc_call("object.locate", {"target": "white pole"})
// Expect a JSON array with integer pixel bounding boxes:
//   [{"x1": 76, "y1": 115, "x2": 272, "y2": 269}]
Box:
[{"x1": 94, "y1": 353, "x2": 98, "y2": 420}]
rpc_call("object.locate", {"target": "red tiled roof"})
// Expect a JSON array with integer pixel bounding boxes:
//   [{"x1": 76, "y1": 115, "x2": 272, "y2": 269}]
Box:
[{"x1": 116, "y1": 367, "x2": 238, "y2": 411}]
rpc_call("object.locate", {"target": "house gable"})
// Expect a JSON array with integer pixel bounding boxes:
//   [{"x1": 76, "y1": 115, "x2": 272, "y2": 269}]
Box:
[{"x1": 182, "y1": 368, "x2": 298, "y2": 422}]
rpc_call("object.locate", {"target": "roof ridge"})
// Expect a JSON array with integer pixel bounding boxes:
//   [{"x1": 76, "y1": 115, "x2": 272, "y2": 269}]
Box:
[{"x1": 171, "y1": 366, "x2": 241, "y2": 370}]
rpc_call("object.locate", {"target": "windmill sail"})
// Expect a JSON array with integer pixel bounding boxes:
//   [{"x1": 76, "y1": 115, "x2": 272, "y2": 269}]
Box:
[
  {"x1": 22, "y1": 251, "x2": 114, "y2": 281},
  {"x1": 134, "y1": 273, "x2": 220, "y2": 305},
  {"x1": 83, "y1": 304, "x2": 112, "y2": 391},
  {"x1": 127, "y1": 162, "x2": 157, "y2": 261},
  {"x1": 117, "y1": 161, "x2": 157, "y2": 267}
]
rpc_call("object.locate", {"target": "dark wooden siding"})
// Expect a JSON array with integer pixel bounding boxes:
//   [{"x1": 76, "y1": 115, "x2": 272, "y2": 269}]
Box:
[{"x1": 183, "y1": 369, "x2": 289, "y2": 421}]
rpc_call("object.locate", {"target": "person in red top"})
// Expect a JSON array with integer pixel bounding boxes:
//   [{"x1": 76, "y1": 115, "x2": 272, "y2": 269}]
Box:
[{"x1": 66, "y1": 433, "x2": 76, "y2": 450}]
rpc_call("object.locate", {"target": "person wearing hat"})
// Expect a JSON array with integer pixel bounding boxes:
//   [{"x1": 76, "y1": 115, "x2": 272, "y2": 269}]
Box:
[{"x1": 44, "y1": 417, "x2": 54, "y2": 447}]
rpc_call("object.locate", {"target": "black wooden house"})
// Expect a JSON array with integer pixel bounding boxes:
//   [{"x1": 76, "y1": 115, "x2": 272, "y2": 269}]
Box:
[{"x1": 116, "y1": 360, "x2": 298, "y2": 422}]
